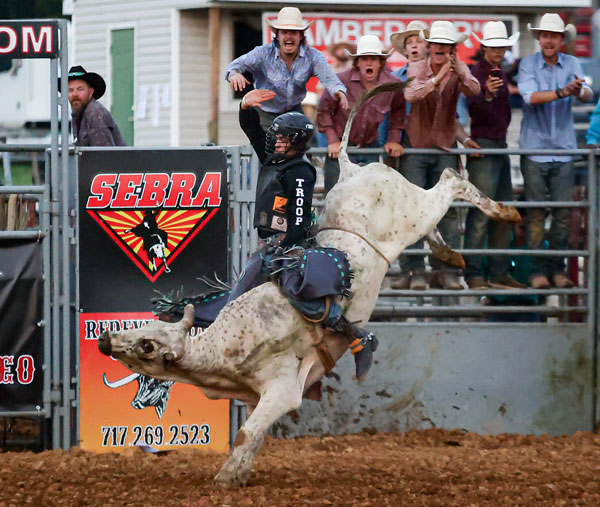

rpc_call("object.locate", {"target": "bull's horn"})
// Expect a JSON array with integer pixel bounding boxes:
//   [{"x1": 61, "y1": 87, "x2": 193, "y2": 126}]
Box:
[
  {"x1": 181, "y1": 304, "x2": 195, "y2": 332},
  {"x1": 103, "y1": 372, "x2": 140, "y2": 388}
]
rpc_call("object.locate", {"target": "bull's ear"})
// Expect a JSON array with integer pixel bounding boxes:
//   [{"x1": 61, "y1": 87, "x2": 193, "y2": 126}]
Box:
[{"x1": 180, "y1": 304, "x2": 195, "y2": 332}]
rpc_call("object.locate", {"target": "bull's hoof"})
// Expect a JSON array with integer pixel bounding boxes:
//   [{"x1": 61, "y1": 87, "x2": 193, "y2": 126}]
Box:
[
  {"x1": 431, "y1": 244, "x2": 466, "y2": 270},
  {"x1": 496, "y1": 204, "x2": 521, "y2": 223},
  {"x1": 214, "y1": 468, "x2": 249, "y2": 488}
]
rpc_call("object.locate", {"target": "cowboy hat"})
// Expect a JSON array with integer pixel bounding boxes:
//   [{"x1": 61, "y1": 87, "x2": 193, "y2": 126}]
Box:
[
  {"x1": 527, "y1": 13, "x2": 576, "y2": 44},
  {"x1": 420, "y1": 20, "x2": 469, "y2": 45},
  {"x1": 344, "y1": 35, "x2": 394, "y2": 58},
  {"x1": 61, "y1": 65, "x2": 106, "y2": 99},
  {"x1": 473, "y1": 21, "x2": 520, "y2": 47},
  {"x1": 390, "y1": 20, "x2": 429, "y2": 54},
  {"x1": 327, "y1": 40, "x2": 357, "y2": 58},
  {"x1": 267, "y1": 7, "x2": 313, "y2": 31}
]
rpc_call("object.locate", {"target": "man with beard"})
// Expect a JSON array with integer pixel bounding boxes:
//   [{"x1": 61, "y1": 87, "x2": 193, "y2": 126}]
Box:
[
  {"x1": 226, "y1": 7, "x2": 348, "y2": 129},
  {"x1": 402, "y1": 21, "x2": 480, "y2": 290},
  {"x1": 317, "y1": 35, "x2": 405, "y2": 194},
  {"x1": 65, "y1": 66, "x2": 126, "y2": 146},
  {"x1": 518, "y1": 13, "x2": 592, "y2": 289}
]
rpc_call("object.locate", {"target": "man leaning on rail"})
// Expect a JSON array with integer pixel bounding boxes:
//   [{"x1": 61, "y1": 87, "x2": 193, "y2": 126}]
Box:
[{"x1": 517, "y1": 13, "x2": 593, "y2": 289}]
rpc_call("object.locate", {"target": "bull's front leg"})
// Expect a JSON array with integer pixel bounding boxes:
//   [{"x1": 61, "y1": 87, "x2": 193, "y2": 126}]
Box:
[{"x1": 215, "y1": 375, "x2": 303, "y2": 488}]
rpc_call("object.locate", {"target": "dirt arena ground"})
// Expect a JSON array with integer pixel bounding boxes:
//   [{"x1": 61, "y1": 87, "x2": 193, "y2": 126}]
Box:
[{"x1": 2, "y1": 428, "x2": 600, "y2": 506}]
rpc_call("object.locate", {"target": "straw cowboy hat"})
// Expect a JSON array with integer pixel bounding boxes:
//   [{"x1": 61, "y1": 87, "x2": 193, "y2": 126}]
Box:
[
  {"x1": 420, "y1": 20, "x2": 469, "y2": 45},
  {"x1": 527, "y1": 13, "x2": 576, "y2": 44},
  {"x1": 344, "y1": 35, "x2": 394, "y2": 58},
  {"x1": 473, "y1": 21, "x2": 520, "y2": 47},
  {"x1": 327, "y1": 40, "x2": 357, "y2": 57},
  {"x1": 60, "y1": 65, "x2": 106, "y2": 99},
  {"x1": 390, "y1": 20, "x2": 429, "y2": 54},
  {"x1": 267, "y1": 7, "x2": 313, "y2": 31}
]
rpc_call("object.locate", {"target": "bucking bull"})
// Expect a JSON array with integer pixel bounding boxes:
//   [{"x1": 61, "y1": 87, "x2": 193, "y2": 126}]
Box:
[{"x1": 98, "y1": 83, "x2": 520, "y2": 487}]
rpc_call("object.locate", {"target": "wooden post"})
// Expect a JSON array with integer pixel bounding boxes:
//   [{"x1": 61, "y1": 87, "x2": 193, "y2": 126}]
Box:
[{"x1": 208, "y1": 7, "x2": 221, "y2": 144}]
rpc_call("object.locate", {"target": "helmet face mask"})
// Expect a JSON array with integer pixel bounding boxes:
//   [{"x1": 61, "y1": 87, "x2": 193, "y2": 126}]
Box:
[{"x1": 265, "y1": 112, "x2": 314, "y2": 161}]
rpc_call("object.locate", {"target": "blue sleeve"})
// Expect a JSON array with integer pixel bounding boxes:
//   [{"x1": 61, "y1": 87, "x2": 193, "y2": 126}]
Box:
[
  {"x1": 311, "y1": 49, "x2": 346, "y2": 96},
  {"x1": 572, "y1": 57, "x2": 593, "y2": 97},
  {"x1": 378, "y1": 113, "x2": 390, "y2": 146},
  {"x1": 517, "y1": 57, "x2": 538, "y2": 106},
  {"x1": 226, "y1": 46, "x2": 265, "y2": 81},
  {"x1": 586, "y1": 98, "x2": 600, "y2": 145}
]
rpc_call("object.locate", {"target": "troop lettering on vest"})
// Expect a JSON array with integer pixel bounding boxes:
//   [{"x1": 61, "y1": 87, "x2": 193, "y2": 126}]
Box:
[{"x1": 295, "y1": 178, "x2": 305, "y2": 226}]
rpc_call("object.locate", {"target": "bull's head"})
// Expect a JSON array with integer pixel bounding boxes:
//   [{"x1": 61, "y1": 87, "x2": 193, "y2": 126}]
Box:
[
  {"x1": 103, "y1": 373, "x2": 174, "y2": 419},
  {"x1": 97, "y1": 304, "x2": 194, "y2": 379}
]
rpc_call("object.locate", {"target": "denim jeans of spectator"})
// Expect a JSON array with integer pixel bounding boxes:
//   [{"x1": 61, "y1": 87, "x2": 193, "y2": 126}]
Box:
[
  {"x1": 464, "y1": 138, "x2": 513, "y2": 280},
  {"x1": 324, "y1": 143, "x2": 379, "y2": 194},
  {"x1": 520, "y1": 157, "x2": 574, "y2": 278},
  {"x1": 398, "y1": 135, "x2": 461, "y2": 273}
]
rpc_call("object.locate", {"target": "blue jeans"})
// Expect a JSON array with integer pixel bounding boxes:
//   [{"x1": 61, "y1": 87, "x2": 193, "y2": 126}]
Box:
[
  {"x1": 398, "y1": 135, "x2": 460, "y2": 273},
  {"x1": 520, "y1": 157, "x2": 574, "y2": 277},
  {"x1": 324, "y1": 143, "x2": 379, "y2": 194},
  {"x1": 464, "y1": 138, "x2": 513, "y2": 280}
]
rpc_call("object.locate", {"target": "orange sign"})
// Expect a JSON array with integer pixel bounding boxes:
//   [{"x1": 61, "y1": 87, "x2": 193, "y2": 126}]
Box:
[{"x1": 79, "y1": 312, "x2": 229, "y2": 453}]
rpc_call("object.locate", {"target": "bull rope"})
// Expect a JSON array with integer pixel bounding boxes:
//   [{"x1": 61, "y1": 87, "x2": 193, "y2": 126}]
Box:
[{"x1": 318, "y1": 226, "x2": 391, "y2": 268}]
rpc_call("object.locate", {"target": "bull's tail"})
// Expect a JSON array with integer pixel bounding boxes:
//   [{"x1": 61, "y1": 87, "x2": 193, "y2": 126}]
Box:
[{"x1": 338, "y1": 81, "x2": 410, "y2": 169}]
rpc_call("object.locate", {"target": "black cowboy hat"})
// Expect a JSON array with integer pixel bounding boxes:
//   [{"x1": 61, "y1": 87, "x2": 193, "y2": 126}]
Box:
[{"x1": 60, "y1": 65, "x2": 106, "y2": 99}]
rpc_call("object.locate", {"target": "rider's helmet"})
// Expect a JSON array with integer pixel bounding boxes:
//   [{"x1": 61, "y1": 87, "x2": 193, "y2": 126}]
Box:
[{"x1": 265, "y1": 112, "x2": 315, "y2": 162}]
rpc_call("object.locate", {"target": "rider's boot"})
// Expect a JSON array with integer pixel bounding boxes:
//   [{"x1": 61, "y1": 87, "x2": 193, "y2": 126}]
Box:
[{"x1": 324, "y1": 309, "x2": 379, "y2": 380}]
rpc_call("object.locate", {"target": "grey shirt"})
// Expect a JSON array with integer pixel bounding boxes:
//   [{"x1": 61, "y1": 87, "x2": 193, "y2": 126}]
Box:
[{"x1": 72, "y1": 98, "x2": 127, "y2": 146}]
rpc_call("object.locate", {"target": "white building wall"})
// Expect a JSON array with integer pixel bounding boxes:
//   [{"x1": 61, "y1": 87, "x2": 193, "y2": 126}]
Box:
[
  {"x1": 74, "y1": 0, "x2": 185, "y2": 146},
  {"x1": 178, "y1": 9, "x2": 209, "y2": 146},
  {"x1": 73, "y1": 0, "x2": 247, "y2": 147}
]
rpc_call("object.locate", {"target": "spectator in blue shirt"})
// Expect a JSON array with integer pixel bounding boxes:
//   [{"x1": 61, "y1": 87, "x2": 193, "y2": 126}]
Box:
[
  {"x1": 517, "y1": 13, "x2": 593, "y2": 289},
  {"x1": 225, "y1": 7, "x2": 348, "y2": 129},
  {"x1": 586, "y1": 97, "x2": 600, "y2": 148}
]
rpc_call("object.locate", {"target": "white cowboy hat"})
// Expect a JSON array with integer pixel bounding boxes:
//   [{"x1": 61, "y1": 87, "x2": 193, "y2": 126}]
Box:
[
  {"x1": 473, "y1": 21, "x2": 520, "y2": 47},
  {"x1": 267, "y1": 7, "x2": 313, "y2": 31},
  {"x1": 527, "y1": 13, "x2": 576, "y2": 44},
  {"x1": 390, "y1": 20, "x2": 429, "y2": 54},
  {"x1": 420, "y1": 20, "x2": 469, "y2": 45},
  {"x1": 344, "y1": 35, "x2": 394, "y2": 58}
]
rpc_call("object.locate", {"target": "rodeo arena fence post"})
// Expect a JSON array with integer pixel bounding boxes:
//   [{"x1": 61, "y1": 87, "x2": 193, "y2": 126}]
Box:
[
  {"x1": 1, "y1": 21, "x2": 599, "y2": 445},
  {"x1": 0, "y1": 19, "x2": 73, "y2": 450}
]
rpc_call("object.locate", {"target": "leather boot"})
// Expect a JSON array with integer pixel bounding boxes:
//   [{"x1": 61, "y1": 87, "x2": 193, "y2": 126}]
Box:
[
  {"x1": 348, "y1": 324, "x2": 379, "y2": 380},
  {"x1": 326, "y1": 315, "x2": 379, "y2": 380}
]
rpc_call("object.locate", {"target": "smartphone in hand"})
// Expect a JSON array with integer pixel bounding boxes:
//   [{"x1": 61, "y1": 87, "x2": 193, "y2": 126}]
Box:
[{"x1": 490, "y1": 68, "x2": 502, "y2": 79}]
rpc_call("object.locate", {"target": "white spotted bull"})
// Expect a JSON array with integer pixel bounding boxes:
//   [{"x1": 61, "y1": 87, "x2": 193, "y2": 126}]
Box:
[{"x1": 97, "y1": 82, "x2": 520, "y2": 487}]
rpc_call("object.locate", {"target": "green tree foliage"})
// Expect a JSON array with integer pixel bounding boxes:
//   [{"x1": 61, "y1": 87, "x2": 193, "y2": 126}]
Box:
[{"x1": 0, "y1": 0, "x2": 65, "y2": 19}]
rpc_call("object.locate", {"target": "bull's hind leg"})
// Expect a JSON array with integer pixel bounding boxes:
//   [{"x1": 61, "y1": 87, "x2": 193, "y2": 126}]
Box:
[
  {"x1": 214, "y1": 373, "x2": 304, "y2": 488},
  {"x1": 440, "y1": 168, "x2": 521, "y2": 223}
]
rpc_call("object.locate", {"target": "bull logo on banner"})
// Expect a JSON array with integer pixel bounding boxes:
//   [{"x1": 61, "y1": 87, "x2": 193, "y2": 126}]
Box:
[
  {"x1": 85, "y1": 172, "x2": 222, "y2": 282},
  {"x1": 103, "y1": 372, "x2": 174, "y2": 419}
]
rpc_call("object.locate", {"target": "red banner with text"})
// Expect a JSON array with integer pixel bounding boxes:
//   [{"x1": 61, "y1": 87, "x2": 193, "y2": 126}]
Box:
[{"x1": 262, "y1": 12, "x2": 519, "y2": 92}]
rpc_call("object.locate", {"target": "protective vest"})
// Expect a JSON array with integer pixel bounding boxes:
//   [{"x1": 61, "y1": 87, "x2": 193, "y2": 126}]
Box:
[{"x1": 253, "y1": 155, "x2": 315, "y2": 236}]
